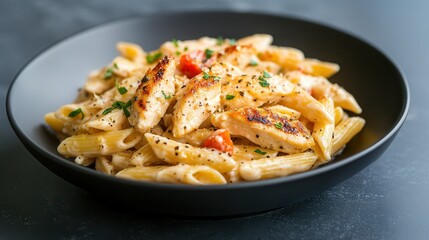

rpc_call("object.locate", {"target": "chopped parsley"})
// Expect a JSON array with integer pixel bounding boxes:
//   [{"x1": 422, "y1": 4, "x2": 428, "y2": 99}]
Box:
[
  {"x1": 258, "y1": 77, "x2": 270, "y2": 87},
  {"x1": 146, "y1": 52, "x2": 162, "y2": 64},
  {"x1": 254, "y1": 149, "x2": 267, "y2": 155},
  {"x1": 216, "y1": 36, "x2": 224, "y2": 46},
  {"x1": 68, "y1": 108, "x2": 84, "y2": 120},
  {"x1": 202, "y1": 71, "x2": 221, "y2": 81},
  {"x1": 275, "y1": 122, "x2": 283, "y2": 129},
  {"x1": 263, "y1": 70, "x2": 272, "y2": 78},
  {"x1": 162, "y1": 90, "x2": 172, "y2": 99},
  {"x1": 104, "y1": 63, "x2": 118, "y2": 80},
  {"x1": 175, "y1": 51, "x2": 181, "y2": 56},
  {"x1": 205, "y1": 49, "x2": 214, "y2": 59},
  {"x1": 203, "y1": 71, "x2": 210, "y2": 79},
  {"x1": 258, "y1": 71, "x2": 271, "y2": 87},
  {"x1": 184, "y1": 46, "x2": 188, "y2": 52},
  {"x1": 225, "y1": 95, "x2": 235, "y2": 100},
  {"x1": 116, "y1": 81, "x2": 128, "y2": 95},
  {"x1": 102, "y1": 100, "x2": 132, "y2": 117},
  {"x1": 229, "y1": 38, "x2": 236, "y2": 45},
  {"x1": 172, "y1": 38, "x2": 179, "y2": 48},
  {"x1": 249, "y1": 59, "x2": 258, "y2": 66}
]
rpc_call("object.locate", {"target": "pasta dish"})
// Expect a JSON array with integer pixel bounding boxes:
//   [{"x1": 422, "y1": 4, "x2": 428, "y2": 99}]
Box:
[{"x1": 45, "y1": 34, "x2": 365, "y2": 184}]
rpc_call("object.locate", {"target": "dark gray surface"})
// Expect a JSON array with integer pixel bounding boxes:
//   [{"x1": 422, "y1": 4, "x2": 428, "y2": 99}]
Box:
[{"x1": 0, "y1": 0, "x2": 427, "y2": 239}]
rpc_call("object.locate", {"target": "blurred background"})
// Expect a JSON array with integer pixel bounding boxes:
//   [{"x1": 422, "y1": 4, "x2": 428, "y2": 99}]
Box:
[{"x1": 1, "y1": 0, "x2": 428, "y2": 239}]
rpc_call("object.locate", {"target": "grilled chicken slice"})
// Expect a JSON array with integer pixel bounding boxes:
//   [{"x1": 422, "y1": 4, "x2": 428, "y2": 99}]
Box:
[
  {"x1": 210, "y1": 62, "x2": 295, "y2": 111},
  {"x1": 172, "y1": 72, "x2": 221, "y2": 138},
  {"x1": 286, "y1": 71, "x2": 362, "y2": 114},
  {"x1": 211, "y1": 107, "x2": 314, "y2": 153},
  {"x1": 130, "y1": 56, "x2": 176, "y2": 133}
]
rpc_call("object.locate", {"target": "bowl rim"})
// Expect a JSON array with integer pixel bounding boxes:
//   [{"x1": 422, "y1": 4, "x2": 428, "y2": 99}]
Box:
[{"x1": 6, "y1": 10, "x2": 410, "y2": 191}]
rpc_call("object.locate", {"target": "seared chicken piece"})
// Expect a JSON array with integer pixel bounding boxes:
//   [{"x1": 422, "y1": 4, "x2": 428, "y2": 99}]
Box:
[
  {"x1": 285, "y1": 71, "x2": 362, "y2": 114},
  {"x1": 279, "y1": 86, "x2": 334, "y2": 124},
  {"x1": 130, "y1": 56, "x2": 176, "y2": 133},
  {"x1": 212, "y1": 107, "x2": 314, "y2": 153},
  {"x1": 210, "y1": 62, "x2": 332, "y2": 123},
  {"x1": 172, "y1": 72, "x2": 221, "y2": 138},
  {"x1": 210, "y1": 62, "x2": 294, "y2": 111}
]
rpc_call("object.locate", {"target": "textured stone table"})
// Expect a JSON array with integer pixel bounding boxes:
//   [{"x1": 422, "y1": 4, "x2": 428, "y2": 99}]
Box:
[{"x1": 1, "y1": 0, "x2": 428, "y2": 239}]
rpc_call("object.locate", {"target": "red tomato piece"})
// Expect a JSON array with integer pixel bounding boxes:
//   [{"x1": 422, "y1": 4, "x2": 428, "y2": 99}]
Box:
[
  {"x1": 178, "y1": 51, "x2": 204, "y2": 78},
  {"x1": 202, "y1": 129, "x2": 234, "y2": 155}
]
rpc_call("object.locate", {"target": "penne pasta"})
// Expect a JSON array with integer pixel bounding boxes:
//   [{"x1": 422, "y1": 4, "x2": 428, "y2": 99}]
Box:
[
  {"x1": 47, "y1": 34, "x2": 365, "y2": 184},
  {"x1": 58, "y1": 128, "x2": 141, "y2": 157},
  {"x1": 312, "y1": 97, "x2": 335, "y2": 162},
  {"x1": 156, "y1": 164, "x2": 227, "y2": 185},
  {"x1": 116, "y1": 166, "x2": 167, "y2": 181},
  {"x1": 130, "y1": 143, "x2": 163, "y2": 167},
  {"x1": 145, "y1": 133, "x2": 236, "y2": 173},
  {"x1": 95, "y1": 156, "x2": 114, "y2": 175},
  {"x1": 332, "y1": 117, "x2": 366, "y2": 154},
  {"x1": 239, "y1": 152, "x2": 318, "y2": 181}
]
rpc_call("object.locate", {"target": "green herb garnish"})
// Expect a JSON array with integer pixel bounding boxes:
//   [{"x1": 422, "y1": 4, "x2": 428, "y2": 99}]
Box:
[
  {"x1": 146, "y1": 52, "x2": 162, "y2": 64},
  {"x1": 249, "y1": 59, "x2": 258, "y2": 66},
  {"x1": 175, "y1": 51, "x2": 181, "y2": 56},
  {"x1": 258, "y1": 77, "x2": 270, "y2": 87},
  {"x1": 205, "y1": 49, "x2": 214, "y2": 59},
  {"x1": 202, "y1": 71, "x2": 221, "y2": 81},
  {"x1": 263, "y1": 70, "x2": 272, "y2": 78},
  {"x1": 226, "y1": 95, "x2": 235, "y2": 100},
  {"x1": 184, "y1": 46, "x2": 188, "y2": 52},
  {"x1": 275, "y1": 122, "x2": 283, "y2": 129},
  {"x1": 162, "y1": 90, "x2": 172, "y2": 99},
  {"x1": 254, "y1": 149, "x2": 267, "y2": 155},
  {"x1": 172, "y1": 38, "x2": 179, "y2": 48},
  {"x1": 102, "y1": 100, "x2": 132, "y2": 117},
  {"x1": 68, "y1": 108, "x2": 84, "y2": 120},
  {"x1": 104, "y1": 63, "x2": 119, "y2": 80},
  {"x1": 116, "y1": 81, "x2": 128, "y2": 95},
  {"x1": 229, "y1": 38, "x2": 236, "y2": 45},
  {"x1": 203, "y1": 71, "x2": 210, "y2": 79},
  {"x1": 217, "y1": 36, "x2": 224, "y2": 46}
]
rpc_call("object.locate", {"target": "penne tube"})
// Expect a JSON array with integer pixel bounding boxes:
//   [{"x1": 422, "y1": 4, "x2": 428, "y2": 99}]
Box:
[
  {"x1": 95, "y1": 156, "x2": 114, "y2": 175},
  {"x1": 58, "y1": 128, "x2": 141, "y2": 157},
  {"x1": 156, "y1": 164, "x2": 227, "y2": 185},
  {"x1": 239, "y1": 152, "x2": 317, "y2": 181},
  {"x1": 312, "y1": 97, "x2": 335, "y2": 162},
  {"x1": 130, "y1": 144, "x2": 163, "y2": 167},
  {"x1": 116, "y1": 166, "x2": 167, "y2": 181},
  {"x1": 233, "y1": 145, "x2": 278, "y2": 161},
  {"x1": 84, "y1": 109, "x2": 130, "y2": 132},
  {"x1": 116, "y1": 42, "x2": 146, "y2": 64},
  {"x1": 111, "y1": 150, "x2": 134, "y2": 172},
  {"x1": 298, "y1": 58, "x2": 340, "y2": 78},
  {"x1": 334, "y1": 106, "x2": 344, "y2": 125},
  {"x1": 332, "y1": 117, "x2": 365, "y2": 154},
  {"x1": 145, "y1": 133, "x2": 236, "y2": 173},
  {"x1": 74, "y1": 156, "x2": 95, "y2": 167}
]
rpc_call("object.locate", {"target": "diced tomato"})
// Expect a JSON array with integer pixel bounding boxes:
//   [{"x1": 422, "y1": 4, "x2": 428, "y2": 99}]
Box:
[
  {"x1": 202, "y1": 129, "x2": 234, "y2": 155},
  {"x1": 178, "y1": 50, "x2": 217, "y2": 78},
  {"x1": 178, "y1": 51, "x2": 204, "y2": 78}
]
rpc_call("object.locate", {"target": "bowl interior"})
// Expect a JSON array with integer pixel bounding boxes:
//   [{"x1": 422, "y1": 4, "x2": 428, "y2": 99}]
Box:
[{"x1": 7, "y1": 12, "x2": 408, "y2": 183}]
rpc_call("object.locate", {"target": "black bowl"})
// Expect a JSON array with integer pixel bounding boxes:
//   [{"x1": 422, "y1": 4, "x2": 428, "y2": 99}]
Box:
[{"x1": 6, "y1": 11, "x2": 409, "y2": 217}]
